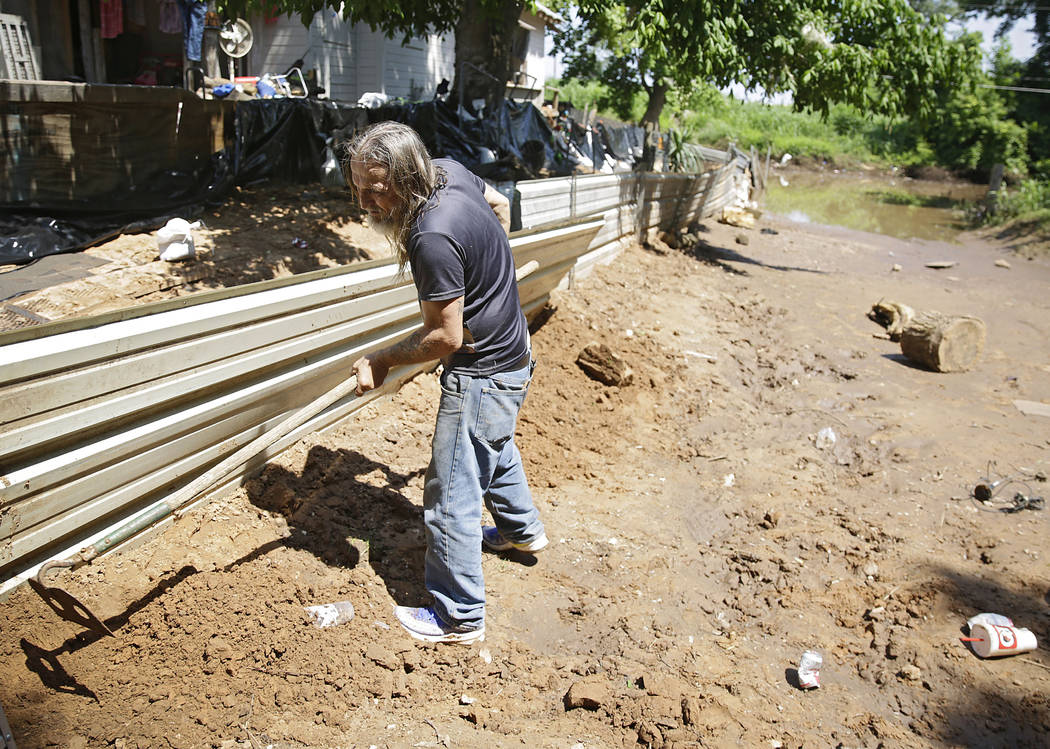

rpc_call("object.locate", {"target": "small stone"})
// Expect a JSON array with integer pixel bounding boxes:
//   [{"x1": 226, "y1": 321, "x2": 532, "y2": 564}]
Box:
[
  {"x1": 564, "y1": 679, "x2": 609, "y2": 710},
  {"x1": 464, "y1": 705, "x2": 490, "y2": 726},
  {"x1": 891, "y1": 263, "x2": 903, "y2": 272},
  {"x1": 576, "y1": 343, "x2": 633, "y2": 386},
  {"x1": 204, "y1": 637, "x2": 233, "y2": 662},
  {"x1": 759, "y1": 510, "x2": 780, "y2": 529},
  {"x1": 637, "y1": 720, "x2": 662, "y2": 746},
  {"x1": 994, "y1": 259, "x2": 1011, "y2": 269},
  {"x1": 460, "y1": 694, "x2": 476, "y2": 705},
  {"x1": 899, "y1": 664, "x2": 922, "y2": 681},
  {"x1": 863, "y1": 561, "x2": 879, "y2": 578},
  {"x1": 681, "y1": 696, "x2": 701, "y2": 726},
  {"x1": 735, "y1": 233, "x2": 750, "y2": 246}
]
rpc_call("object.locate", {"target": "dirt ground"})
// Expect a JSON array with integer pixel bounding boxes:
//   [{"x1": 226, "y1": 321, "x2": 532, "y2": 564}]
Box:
[
  {"x1": 2, "y1": 177, "x2": 1049, "y2": 749},
  {"x1": 0, "y1": 184, "x2": 389, "y2": 328}
]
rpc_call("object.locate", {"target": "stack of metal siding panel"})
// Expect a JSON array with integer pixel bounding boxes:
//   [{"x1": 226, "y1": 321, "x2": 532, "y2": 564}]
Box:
[{"x1": 0, "y1": 220, "x2": 604, "y2": 591}]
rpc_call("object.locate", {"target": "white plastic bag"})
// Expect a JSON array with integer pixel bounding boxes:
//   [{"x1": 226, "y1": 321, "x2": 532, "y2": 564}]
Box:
[{"x1": 156, "y1": 218, "x2": 201, "y2": 261}]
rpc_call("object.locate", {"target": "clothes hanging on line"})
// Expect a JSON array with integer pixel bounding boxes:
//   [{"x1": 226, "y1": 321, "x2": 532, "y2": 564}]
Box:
[
  {"x1": 177, "y1": 0, "x2": 207, "y2": 62},
  {"x1": 99, "y1": 0, "x2": 123, "y2": 39},
  {"x1": 159, "y1": 0, "x2": 182, "y2": 34}
]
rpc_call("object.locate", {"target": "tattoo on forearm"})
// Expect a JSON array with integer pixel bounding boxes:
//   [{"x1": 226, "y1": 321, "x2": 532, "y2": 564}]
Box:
[{"x1": 385, "y1": 328, "x2": 444, "y2": 364}]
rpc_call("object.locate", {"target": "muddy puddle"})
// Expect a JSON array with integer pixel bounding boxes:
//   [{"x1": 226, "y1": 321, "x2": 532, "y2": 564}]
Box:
[{"x1": 764, "y1": 168, "x2": 988, "y2": 242}]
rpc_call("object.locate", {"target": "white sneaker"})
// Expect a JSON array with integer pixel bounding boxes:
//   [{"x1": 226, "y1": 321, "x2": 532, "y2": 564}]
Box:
[
  {"x1": 481, "y1": 526, "x2": 549, "y2": 553},
  {"x1": 393, "y1": 606, "x2": 485, "y2": 644}
]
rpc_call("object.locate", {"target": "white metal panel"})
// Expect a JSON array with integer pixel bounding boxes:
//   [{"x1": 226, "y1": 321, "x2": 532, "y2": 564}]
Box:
[
  {"x1": 1, "y1": 282, "x2": 418, "y2": 426},
  {"x1": 0, "y1": 262, "x2": 399, "y2": 386},
  {"x1": 314, "y1": 8, "x2": 355, "y2": 104},
  {"x1": 252, "y1": 12, "x2": 311, "y2": 76},
  {"x1": 381, "y1": 31, "x2": 455, "y2": 100},
  {"x1": 0, "y1": 298, "x2": 422, "y2": 494},
  {"x1": 353, "y1": 27, "x2": 385, "y2": 99}
]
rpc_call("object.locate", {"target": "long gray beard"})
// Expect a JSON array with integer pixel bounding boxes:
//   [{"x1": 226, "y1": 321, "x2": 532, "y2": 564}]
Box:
[
  {"x1": 368, "y1": 214, "x2": 410, "y2": 273},
  {"x1": 368, "y1": 214, "x2": 396, "y2": 237}
]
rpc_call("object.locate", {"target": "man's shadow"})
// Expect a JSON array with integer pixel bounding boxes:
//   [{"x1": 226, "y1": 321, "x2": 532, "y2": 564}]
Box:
[{"x1": 244, "y1": 444, "x2": 430, "y2": 604}]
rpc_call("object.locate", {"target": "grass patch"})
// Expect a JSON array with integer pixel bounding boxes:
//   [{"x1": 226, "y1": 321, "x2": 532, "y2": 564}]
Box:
[{"x1": 867, "y1": 190, "x2": 961, "y2": 209}]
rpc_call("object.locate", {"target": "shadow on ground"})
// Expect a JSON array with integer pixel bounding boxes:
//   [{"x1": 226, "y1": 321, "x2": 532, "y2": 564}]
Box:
[
  {"x1": 651, "y1": 221, "x2": 830, "y2": 275},
  {"x1": 922, "y1": 564, "x2": 1050, "y2": 747},
  {"x1": 243, "y1": 445, "x2": 429, "y2": 606}
]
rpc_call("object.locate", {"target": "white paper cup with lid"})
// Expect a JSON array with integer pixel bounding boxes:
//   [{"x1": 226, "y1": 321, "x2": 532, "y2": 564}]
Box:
[{"x1": 970, "y1": 622, "x2": 1037, "y2": 658}]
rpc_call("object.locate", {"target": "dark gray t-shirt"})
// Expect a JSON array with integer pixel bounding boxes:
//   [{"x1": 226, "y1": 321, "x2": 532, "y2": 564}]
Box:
[{"x1": 408, "y1": 159, "x2": 529, "y2": 375}]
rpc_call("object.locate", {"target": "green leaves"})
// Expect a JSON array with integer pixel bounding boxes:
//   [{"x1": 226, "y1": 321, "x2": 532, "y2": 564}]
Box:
[
  {"x1": 557, "y1": 0, "x2": 981, "y2": 131},
  {"x1": 220, "y1": 0, "x2": 464, "y2": 38}
]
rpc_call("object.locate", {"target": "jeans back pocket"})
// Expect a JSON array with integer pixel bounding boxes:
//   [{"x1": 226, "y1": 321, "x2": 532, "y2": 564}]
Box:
[{"x1": 476, "y1": 375, "x2": 529, "y2": 447}]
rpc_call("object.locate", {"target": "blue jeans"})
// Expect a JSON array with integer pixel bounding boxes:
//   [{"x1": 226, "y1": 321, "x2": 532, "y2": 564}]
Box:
[
  {"x1": 423, "y1": 358, "x2": 544, "y2": 631},
  {"x1": 178, "y1": 0, "x2": 206, "y2": 62}
]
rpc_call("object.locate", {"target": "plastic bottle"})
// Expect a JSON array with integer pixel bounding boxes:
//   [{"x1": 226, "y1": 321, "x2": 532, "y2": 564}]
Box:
[
  {"x1": 304, "y1": 601, "x2": 355, "y2": 628},
  {"x1": 797, "y1": 650, "x2": 822, "y2": 689}
]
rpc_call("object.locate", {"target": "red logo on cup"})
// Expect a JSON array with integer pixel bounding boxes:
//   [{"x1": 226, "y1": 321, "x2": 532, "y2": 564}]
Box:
[{"x1": 992, "y1": 625, "x2": 1017, "y2": 650}]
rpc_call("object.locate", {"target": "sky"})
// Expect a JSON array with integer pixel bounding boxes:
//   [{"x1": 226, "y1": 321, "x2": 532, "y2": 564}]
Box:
[{"x1": 959, "y1": 12, "x2": 1039, "y2": 60}]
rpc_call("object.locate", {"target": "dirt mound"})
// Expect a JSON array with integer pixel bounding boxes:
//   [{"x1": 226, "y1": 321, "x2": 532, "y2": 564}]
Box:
[
  {"x1": 1, "y1": 184, "x2": 389, "y2": 330},
  {"x1": 2, "y1": 207, "x2": 1049, "y2": 748}
]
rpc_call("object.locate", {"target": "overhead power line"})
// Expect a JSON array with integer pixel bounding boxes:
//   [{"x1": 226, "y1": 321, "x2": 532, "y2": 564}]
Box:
[
  {"x1": 961, "y1": 4, "x2": 1050, "y2": 10},
  {"x1": 979, "y1": 83, "x2": 1050, "y2": 93}
]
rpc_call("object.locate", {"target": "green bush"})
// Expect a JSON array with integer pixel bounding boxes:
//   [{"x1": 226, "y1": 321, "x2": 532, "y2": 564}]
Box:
[
  {"x1": 922, "y1": 88, "x2": 1029, "y2": 177},
  {"x1": 547, "y1": 77, "x2": 609, "y2": 112},
  {"x1": 988, "y1": 178, "x2": 1050, "y2": 226},
  {"x1": 560, "y1": 75, "x2": 1032, "y2": 178}
]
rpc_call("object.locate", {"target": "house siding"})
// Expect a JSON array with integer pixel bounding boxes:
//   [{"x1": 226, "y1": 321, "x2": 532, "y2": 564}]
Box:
[
  {"x1": 251, "y1": 13, "x2": 311, "y2": 75},
  {"x1": 251, "y1": 12, "x2": 527, "y2": 106},
  {"x1": 316, "y1": 9, "x2": 355, "y2": 103},
  {"x1": 382, "y1": 32, "x2": 454, "y2": 100}
]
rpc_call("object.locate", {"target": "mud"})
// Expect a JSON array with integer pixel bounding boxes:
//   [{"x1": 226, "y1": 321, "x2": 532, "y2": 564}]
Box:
[{"x1": 2, "y1": 187, "x2": 1049, "y2": 748}]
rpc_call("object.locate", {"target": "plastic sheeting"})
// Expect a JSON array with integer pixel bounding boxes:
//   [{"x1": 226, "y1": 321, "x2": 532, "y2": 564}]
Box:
[
  {"x1": 2, "y1": 91, "x2": 646, "y2": 266},
  {"x1": 0, "y1": 150, "x2": 234, "y2": 266}
]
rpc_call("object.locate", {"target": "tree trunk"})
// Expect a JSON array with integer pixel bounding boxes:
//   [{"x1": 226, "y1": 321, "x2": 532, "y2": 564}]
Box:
[
  {"x1": 638, "y1": 80, "x2": 668, "y2": 171},
  {"x1": 899, "y1": 312, "x2": 986, "y2": 372},
  {"x1": 453, "y1": 0, "x2": 523, "y2": 116}
]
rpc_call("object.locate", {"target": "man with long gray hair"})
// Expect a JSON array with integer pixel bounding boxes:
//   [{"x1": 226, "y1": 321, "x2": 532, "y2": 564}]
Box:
[{"x1": 344, "y1": 122, "x2": 547, "y2": 644}]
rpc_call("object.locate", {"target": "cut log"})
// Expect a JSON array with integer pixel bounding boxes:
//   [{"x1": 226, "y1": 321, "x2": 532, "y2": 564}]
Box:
[
  {"x1": 868, "y1": 300, "x2": 914, "y2": 342},
  {"x1": 899, "y1": 312, "x2": 986, "y2": 372}
]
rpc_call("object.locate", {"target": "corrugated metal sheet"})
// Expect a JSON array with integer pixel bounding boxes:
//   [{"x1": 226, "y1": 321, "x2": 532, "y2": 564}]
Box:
[{"x1": 0, "y1": 150, "x2": 751, "y2": 590}]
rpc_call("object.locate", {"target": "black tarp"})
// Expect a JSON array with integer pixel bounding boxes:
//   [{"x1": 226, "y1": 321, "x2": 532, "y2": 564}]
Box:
[
  {"x1": 597, "y1": 121, "x2": 644, "y2": 163},
  {"x1": 2, "y1": 93, "x2": 635, "y2": 266}
]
